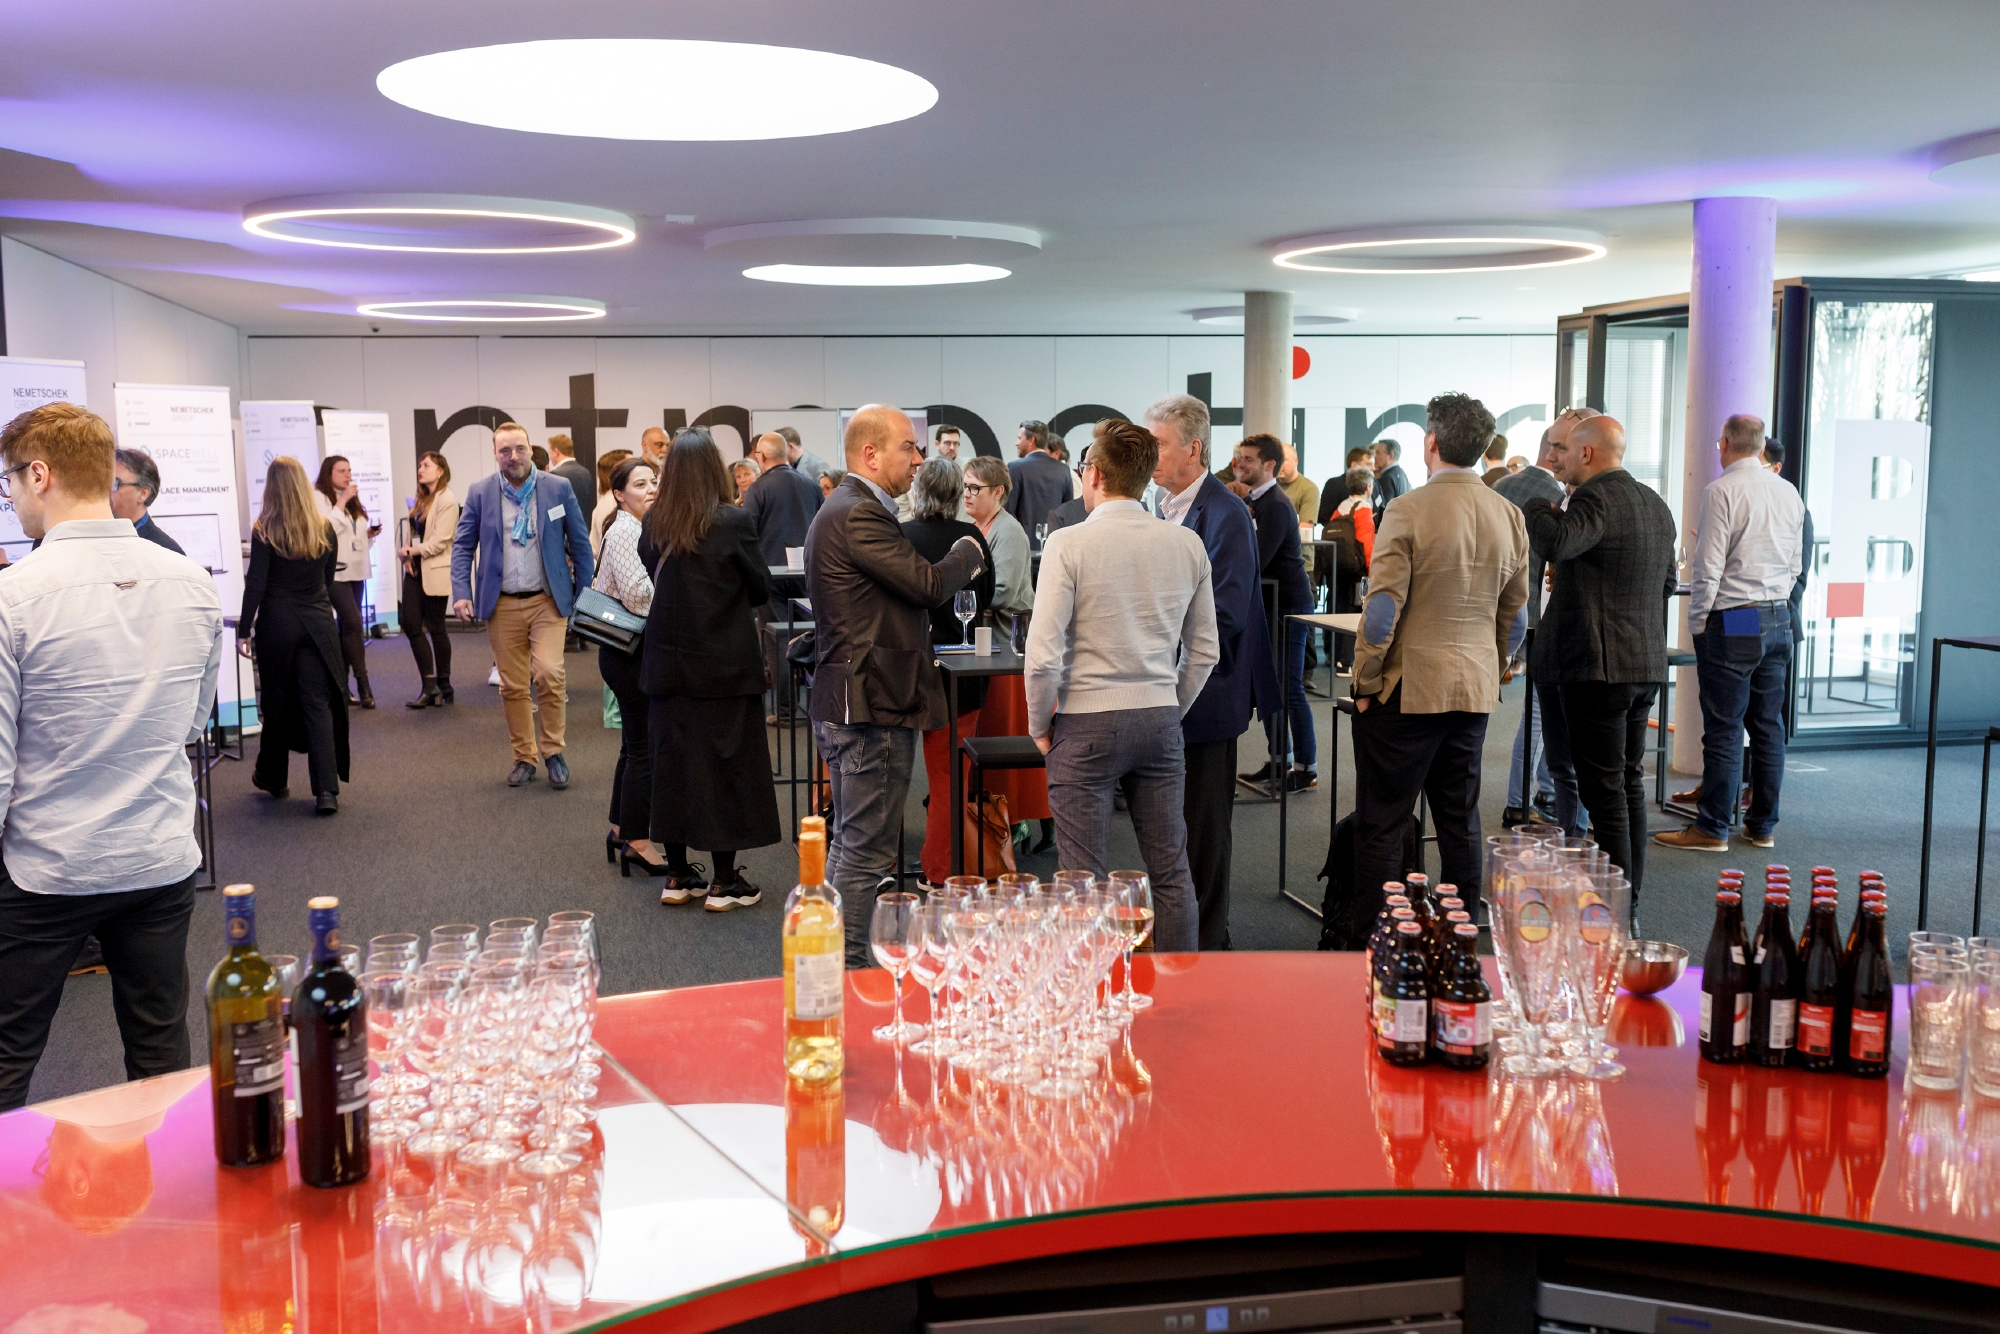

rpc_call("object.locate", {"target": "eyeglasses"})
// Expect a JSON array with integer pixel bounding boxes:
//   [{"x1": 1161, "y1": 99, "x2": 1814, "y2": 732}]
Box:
[
  {"x1": 962, "y1": 482, "x2": 990, "y2": 496},
  {"x1": 0, "y1": 463, "x2": 30, "y2": 499}
]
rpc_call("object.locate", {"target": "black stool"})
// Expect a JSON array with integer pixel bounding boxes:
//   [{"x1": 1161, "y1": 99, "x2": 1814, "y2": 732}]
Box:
[
  {"x1": 1977, "y1": 725, "x2": 2000, "y2": 936},
  {"x1": 1655, "y1": 650, "x2": 1698, "y2": 808},
  {"x1": 959, "y1": 736, "x2": 1046, "y2": 878}
]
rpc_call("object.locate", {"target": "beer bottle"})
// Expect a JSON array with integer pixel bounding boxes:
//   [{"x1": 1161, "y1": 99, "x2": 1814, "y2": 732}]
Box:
[
  {"x1": 1372, "y1": 905, "x2": 1418, "y2": 1029},
  {"x1": 1693, "y1": 1059, "x2": 1745, "y2": 1204},
  {"x1": 1364, "y1": 888, "x2": 1409, "y2": 1014},
  {"x1": 1429, "y1": 922, "x2": 1491, "y2": 1070},
  {"x1": 1796, "y1": 894, "x2": 1841, "y2": 1072},
  {"x1": 1376, "y1": 921, "x2": 1430, "y2": 1067},
  {"x1": 1699, "y1": 888, "x2": 1751, "y2": 1063},
  {"x1": 1748, "y1": 891, "x2": 1799, "y2": 1067},
  {"x1": 1843, "y1": 899, "x2": 1893, "y2": 1078},
  {"x1": 1791, "y1": 1079, "x2": 1836, "y2": 1215}
]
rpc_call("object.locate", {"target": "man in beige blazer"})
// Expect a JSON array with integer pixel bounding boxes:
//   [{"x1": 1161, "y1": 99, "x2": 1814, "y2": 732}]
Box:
[{"x1": 1348, "y1": 392, "x2": 1529, "y2": 931}]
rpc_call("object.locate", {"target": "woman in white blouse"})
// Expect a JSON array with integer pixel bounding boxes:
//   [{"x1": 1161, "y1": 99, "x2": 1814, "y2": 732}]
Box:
[
  {"x1": 313, "y1": 455, "x2": 382, "y2": 709},
  {"x1": 962, "y1": 456, "x2": 1034, "y2": 635},
  {"x1": 594, "y1": 457, "x2": 668, "y2": 876}
]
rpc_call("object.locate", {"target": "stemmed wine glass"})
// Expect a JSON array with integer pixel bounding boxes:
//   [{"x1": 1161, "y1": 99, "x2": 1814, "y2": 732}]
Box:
[
  {"x1": 1564, "y1": 871, "x2": 1631, "y2": 1080},
  {"x1": 907, "y1": 905, "x2": 957, "y2": 1057},
  {"x1": 1107, "y1": 871, "x2": 1154, "y2": 1013},
  {"x1": 953, "y1": 590, "x2": 978, "y2": 646},
  {"x1": 871, "y1": 892, "x2": 924, "y2": 1043}
]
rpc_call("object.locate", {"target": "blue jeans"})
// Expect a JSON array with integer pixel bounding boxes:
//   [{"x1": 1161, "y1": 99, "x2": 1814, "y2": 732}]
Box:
[
  {"x1": 1263, "y1": 620, "x2": 1317, "y2": 769},
  {"x1": 1694, "y1": 604, "x2": 1792, "y2": 840},
  {"x1": 814, "y1": 721, "x2": 918, "y2": 967},
  {"x1": 1506, "y1": 678, "x2": 1553, "y2": 809},
  {"x1": 1043, "y1": 706, "x2": 1198, "y2": 951}
]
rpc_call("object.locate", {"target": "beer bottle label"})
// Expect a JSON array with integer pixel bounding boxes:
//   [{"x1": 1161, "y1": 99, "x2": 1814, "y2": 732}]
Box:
[
  {"x1": 1431, "y1": 999, "x2": 1490, "y2": 1054},
  {"x1": 1849, "y1": 1009, "x2": 1888, "y2": 1062},
  {"x1": 1392, "y1": 999, "x2": 1428, "y2": 1045},
  {"x1": 1699, "y1": 992, "x2": 1713, "y2": 1043},
  {"x1": 1766, "y1": 998, "x2": 1797, "y2": 1050},
  {"x1": 230, "y1": 1016, "x2": 286, "y2": 1098},
  {"x1": 1731, "y1": 994, "x2": 1751, "y2": 1047},
  {"x1": 1731, "y1": 945, "x2": 1744, "y2": 965},
  {"x1": 1797, "y1": 1003, "x2": 1835, "y2": 1057}
]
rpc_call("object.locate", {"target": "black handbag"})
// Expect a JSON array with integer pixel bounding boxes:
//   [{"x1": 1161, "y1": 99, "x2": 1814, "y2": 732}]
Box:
[{"x1": 571, "y1": 587, "x2": 644, "y2": 655}]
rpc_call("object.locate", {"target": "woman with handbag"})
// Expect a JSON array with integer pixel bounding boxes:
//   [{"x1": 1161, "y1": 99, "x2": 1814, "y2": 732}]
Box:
[
  {"x1": 398, "y1": 450, "x2": 459, "y2": 708},
  {"x1": 313, "y1": 455, "x2": 381, "y2": 708},
  {"x1": 638, "y1": 429, "x2": 783, "y2": 909},
  {"x1": 591, "y1": 457, "x2": 665, "y2": 876}
]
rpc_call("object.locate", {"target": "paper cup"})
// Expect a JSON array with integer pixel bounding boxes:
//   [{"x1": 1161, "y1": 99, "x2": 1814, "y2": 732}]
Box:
[
  {"x1": 784, "y1": 546, "x2": 805, "y2": 571},
  {"x1": 974, "y1": 626, "x2": 994, "y2": 656}
]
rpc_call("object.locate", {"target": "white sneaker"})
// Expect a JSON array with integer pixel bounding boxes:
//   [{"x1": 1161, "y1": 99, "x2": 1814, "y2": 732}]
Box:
[{"x1": 488, "y1": 665, "x2": 502, "y2": 686}]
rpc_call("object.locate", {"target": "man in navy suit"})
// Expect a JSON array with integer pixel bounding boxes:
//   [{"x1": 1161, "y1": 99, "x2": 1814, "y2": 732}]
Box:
[
  {"x1": 451, "y1": 422, "x2": 595, "y2": 790},
  {"x1": 1145, "y1": 394, "x2": 1277, "y2": 949}
]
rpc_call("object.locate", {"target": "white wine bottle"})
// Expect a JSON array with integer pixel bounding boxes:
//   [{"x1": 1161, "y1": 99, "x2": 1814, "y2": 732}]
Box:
[
  {"x1": 207, "y1": 884, "x2": 286, "y2": 1167},
  {"x1": 783, "y1": 816, "x2": 844, "y2": 1081}
]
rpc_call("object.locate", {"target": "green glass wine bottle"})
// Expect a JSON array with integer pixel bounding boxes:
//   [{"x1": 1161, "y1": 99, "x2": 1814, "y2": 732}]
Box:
[{"x1": 207, "y1": 883, "x2": 287, "y2": 1168}]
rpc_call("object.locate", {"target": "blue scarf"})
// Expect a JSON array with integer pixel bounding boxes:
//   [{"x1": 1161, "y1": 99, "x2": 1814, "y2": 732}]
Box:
[{"x1": 502, "y1": 468, "x2": 537, "y2": 546}]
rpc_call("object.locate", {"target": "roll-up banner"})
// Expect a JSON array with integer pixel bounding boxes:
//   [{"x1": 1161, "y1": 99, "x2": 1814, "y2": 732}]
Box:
[
  {"x1": 319, "y1": 410, "x2": 398, "y2": 624},
  {"x1": 0, "y1": 356, "x2": 90, "y2": 560},
  {"x1": 239, "y1": 400, "x2": 319, "y2": 517},
  {"x1": 112, "y1": 382, "x2": 252, "y2": 723}
]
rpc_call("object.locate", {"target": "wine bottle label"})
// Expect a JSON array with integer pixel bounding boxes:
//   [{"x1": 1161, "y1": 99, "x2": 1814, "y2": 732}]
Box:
[
  {"x1": 224, "y1": 892, "x2": 256, "y2": 948},
  {"x1": 1797, "y1": 1003, "x2": 1835, "y2": 1056},
  {"x1": 1766, "y1": 998, "x2": 1797, "y2": 1049},
  {"x1": 1431, "y1": 999, "x2": 1490, "y2": 1053},
  {"x1": 1849, "y1": 1008, "x2": 1888, "y2": 1062},
  {"x1": 1730, "y1": 945, "x2": 1744, "y2": 965},
  {"x1": 1700, "y1": 992, "x2": 1713, "y2": 1042},
  {"x1": 1731, "y1": 994, "x2": 1750, "y2": 1046},
  {"x1": 791, "y1": 950, "x2": 843, "y2": 1021},
  {"x1": 333, "y1": 1030, "x2": 371, "y2": 1114},
  {"x1": 1390, "y1": 999, "x2": 1428, "y2": 1044},
  {"x1": 231, "y1": 1016, "x2": 286, "y2": 1097}
]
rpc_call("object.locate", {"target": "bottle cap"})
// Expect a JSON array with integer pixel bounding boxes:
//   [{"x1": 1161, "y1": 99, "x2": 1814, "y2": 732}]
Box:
[
  {"x1": 1766, "y1": 891, "x2": 1791, "y2": 905},
  {"x1": 1860, "y1": 888, "x2": 1886, "y2": 900},
  {"x1": 1439, "y1": 896, "x2": 1464, "y2": 909},
  {"x1": 307, "y1": 895, "x2": 338, "y2": 910},
  {"x1": 1812, "y1": 866, "x2": 1835, "y2": 875},
  {"x1": 1717, "y1": 889, "x2": 1741, "y2": 903},
  {"x1": 1391, "y1": 907, "x2": 1416, "y2": 920},
  {"x1": 1720, "y1": 868, "x2": 1745, "y2": 880},
  {"x1": 223, "y1": 884, "x2": 254, "y2": 898},
  {"x1": 1383, "y1": 881, "x2": 1406, "y2": 894},
  {"x1": 1446, "y1": 910, "x2": 1471, "y2": 924},
  {"x1": 1863, "y1": 900, "x2": 1886, "y2": 915},
  {"x1": 1453, "y1": 922, "x2": 1479, "y2": 939},
  {"x1": 1436, "y1": 883, "x2": 1457, "y2": 896},
  {"x1": 1766, "y1": 864, "x2": 1790, "y2": 874},
  {"x1": 1406, "y1": 873, "x2": 1430, "y2": 887},
  {"x1": 1386, "y1": 894, "x2": 1410, "y2": 907},
  {"x1": 1397, "y1": 921, "x2": 1423, "y2": 936}
]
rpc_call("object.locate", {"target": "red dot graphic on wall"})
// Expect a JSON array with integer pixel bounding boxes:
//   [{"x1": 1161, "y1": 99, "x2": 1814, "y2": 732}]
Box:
[{"x1": 1293, "y1": 346, "x2": 1311, "y2": 379}]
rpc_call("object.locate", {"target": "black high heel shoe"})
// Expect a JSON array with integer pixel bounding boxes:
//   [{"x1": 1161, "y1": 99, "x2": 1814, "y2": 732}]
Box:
[
  {"x1": 605, "y1": 830, "x2": 619, "y2": 865},
  {"x1": 620, "y1": 845, "x2": 672, "y2": 878}
]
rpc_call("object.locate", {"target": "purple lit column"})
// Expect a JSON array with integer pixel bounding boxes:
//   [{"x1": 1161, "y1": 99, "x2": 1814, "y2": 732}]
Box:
[{"x1": 1672, "y1": 196, "x2": 1777, "y2": 775}]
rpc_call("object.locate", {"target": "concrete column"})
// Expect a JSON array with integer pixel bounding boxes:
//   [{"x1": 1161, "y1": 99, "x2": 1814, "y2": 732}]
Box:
[
  {"x1": 1243, "y1": 290, "x2": 1293, "y2": 441},
  {"x1": 1671, "y1": 197, "x2": 1777, "y2": 775}
]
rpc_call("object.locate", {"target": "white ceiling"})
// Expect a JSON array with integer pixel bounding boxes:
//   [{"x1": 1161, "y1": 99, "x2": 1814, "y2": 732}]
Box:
[{"x1": 5, "y1": 0, "x2": 2000, "y2": 336}]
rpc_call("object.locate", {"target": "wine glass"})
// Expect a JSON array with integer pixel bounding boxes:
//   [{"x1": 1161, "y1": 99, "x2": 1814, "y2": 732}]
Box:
[
  {"x1": 1107, "y1": 871, "x2": 1154, "y2": 1014},
  {"x1": 871, "y1": 892, "x2": 923, "y2": 1043},
  {"x1": 906, "y1": 905, "x2": 957, "y2": 1057},
  {"x1": 1034, "y1": 521, "x2": 1050, "y2": 547},
  {"x1": 1564, "y1": 871, "x2": 1631, "y2": 1080},
  {"x1": 953, "y1": 590, "x2": 977, "y2": 646}
]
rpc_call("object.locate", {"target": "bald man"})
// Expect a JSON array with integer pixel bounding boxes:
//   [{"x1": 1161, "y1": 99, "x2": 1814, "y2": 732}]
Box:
[
  {"x1": 1522, "y1": 414, "x2": 1677, "y2": 918},
  {"x1": 743, "y1": 432, "x2": 824, "y2": 722},
  {"x1": 805, "y1": 405, "x2": 985, "y2": 965}
]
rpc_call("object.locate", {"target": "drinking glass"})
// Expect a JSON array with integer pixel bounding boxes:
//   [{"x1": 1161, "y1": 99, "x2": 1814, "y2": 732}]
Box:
[
  {"x1": 265, "y1": 955, "x2": 303, "y2": 1016},
  {"x1": 1052, "y1": 870, "x2": 1095, "y2": 901},
  {"x1": 1908, "y1": 952, "x2": 1970, "y2": 1090},
  {"x1": 362, "y1": 968, "x2": 431, "y2": 1100},
  {"x1": 1972, "y1": 959, "x2": 2000, "y2": 1098},
  {"x1": 995, "y1": 872, "x2": 1039, "y2": 904},
  {"x1": 953, "y1": 590, "x2": 977, "y2": 646},
  {"x1": 1564, "y1": 872, "x2": 1631, "y2": 1080},
  {"x1": 1035, "y1": 522, "x2": 1050, "y2": 547},
  {"x1": 431, "y1": 923, "x2": 480, "y2": 953},
  {"x1": 1495, "y1": 861, "x2": 1564, "y2": 1077},
  {"x1": 335, "y1": 943, "x2": 363, "y2": 977},
  {"x1": 371, "y1": 932, "x2": 420, "y2": 956},
  {"x1": 941, "y1": 876, "x2": 984, "y2": 902},
  {"x1": 1108, "y1": 871, "x2": 1154, "y2": 1014},
  {"x1": 907, "y1": 905, "x2": 956, "y2": 1057},
  {"x1": 945, "y1": 907, "x2": 996, "y2": 1070},
  {"x1": 871, "y1": 892, "x2": 924, "y2": 1043},
  {"x1": 1911, "y1": 931, "x2": 1967, "y2": 951}
]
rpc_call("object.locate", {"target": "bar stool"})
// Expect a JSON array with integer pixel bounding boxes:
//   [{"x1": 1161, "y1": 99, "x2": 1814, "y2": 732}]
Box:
[
  {"x1": 1977, "y1": 724, "x2": 2000, "y2": 935},
  {"x1": 1654, "y1": 650, "x2": 1698, "y2": 808},
  {"x1": 960, "y1": 736, "x2": 1046, "y2": 878}
]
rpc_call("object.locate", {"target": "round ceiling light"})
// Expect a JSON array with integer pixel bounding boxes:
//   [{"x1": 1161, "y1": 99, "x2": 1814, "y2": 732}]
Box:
[
  {"x1": 355, "y1": 297, "x2": 607, "y2": 324},
  {"x1": 244, "y1": 195, "x2": 635, "y2": 253},
  {"x1": 1272, "y1": 225, "x2": 1607, "y2": 274},
  {"x1": 1930, "y1": 130, "x2": 2000, "y2": 191},
  {"x1": 377, "y1": 40, "x2": 937, "y2": 141},
  {"x1": 742, "y1": 264, "x2": 1009, "y2": 287},
  {"x1": 1190, "y1": 305, "x2": 1359, "y2": 327}
]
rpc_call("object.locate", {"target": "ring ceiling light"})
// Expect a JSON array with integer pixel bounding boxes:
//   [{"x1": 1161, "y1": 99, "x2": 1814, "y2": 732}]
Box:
[
  {"x1": 743, "y1": 264, "x2": 1009, "y2": 287},
  {"x1": 244, "y1": 195, "x2": 635, "y2": 254},
  {"x1": 1191, "y1": 306, "x2": 1359, "y2": 327},
  {"x1": 1930, "y1": 130, "x2": 2000, "y2": 190},
  {"x1": 377, "y1": 40, "x2": 937, "y2": 141},
  {"x1": 355, "y1": 297, "x2": 607, "y2": 324},
  {"x1": 1273, "y1": 225, "x2": 1607, "y2": 274}
]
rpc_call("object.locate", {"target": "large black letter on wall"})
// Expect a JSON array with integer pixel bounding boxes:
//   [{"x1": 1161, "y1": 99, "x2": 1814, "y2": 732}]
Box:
[
  {"x1": 924, "y1": 404, "x2": 1000, "y2": 458},
  {"x1": 414, "y1": 405, "x2": 517, "y2": 462}
]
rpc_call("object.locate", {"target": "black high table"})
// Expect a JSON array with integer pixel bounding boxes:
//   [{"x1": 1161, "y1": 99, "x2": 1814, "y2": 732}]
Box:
[
  {"x1": 938, "y1": 646, "x2": 1027, "y2": 877},
  {"x1": 1918, "y1": 634, "x2": 2000, "y2": 930}
]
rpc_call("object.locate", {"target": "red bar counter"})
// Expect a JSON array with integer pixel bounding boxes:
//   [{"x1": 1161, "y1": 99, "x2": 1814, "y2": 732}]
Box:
[{"x1": 1, "y1": 954, "x2": 1994, "y2": 1332}]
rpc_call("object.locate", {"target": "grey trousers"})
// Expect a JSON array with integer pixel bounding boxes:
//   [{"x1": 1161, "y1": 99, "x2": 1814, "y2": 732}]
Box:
[
  {"x1": 815, "y1": 720, "x2": 917, "y2": 968},
  {"x1": 1043, "y1": 706, "x2": 1198, "y2": 953}
]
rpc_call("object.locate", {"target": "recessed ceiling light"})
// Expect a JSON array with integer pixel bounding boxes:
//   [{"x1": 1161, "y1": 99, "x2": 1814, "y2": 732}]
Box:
[
  {"x1": 377, "y1": 40, "x2": 937, "y2": 141},
  {"x1": 743, "y1": 264, "x2": 1009, "y2": 287},
  {"x1": 245, "y1": 194, "x2": 634, "y2": 253},
  {"x1": 1190, "y1": 305, "x2": 1358, "y2": 327},
  {"x1": 355, "y1": 297, "x2": 607, "y2": 324},
  {"x1": 1273, "y1": 225, "x2": 1607, "y2": 274}
]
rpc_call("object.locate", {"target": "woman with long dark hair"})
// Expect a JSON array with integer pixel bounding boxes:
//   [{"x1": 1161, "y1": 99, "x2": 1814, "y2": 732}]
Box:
[
  {"x1": 637, "y1": 428, "x2": 782, "y2": 908},
  {"x1": 242, "y1": 456, "x2": 350, "y2": 814},
  {"x1": 313, "y1": 455, "x2": 381, "y2": 708},
  {"x1": 397, "y1": 450, "x2": 458, "y2": 707},
  {"x1": 594, "y1": 456, "x2": 666, "y2": 876}
]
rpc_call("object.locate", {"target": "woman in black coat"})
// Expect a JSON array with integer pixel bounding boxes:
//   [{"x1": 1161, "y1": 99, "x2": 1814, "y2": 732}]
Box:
[
  {"x1": 241, "y1": 456, "x2": 350, "y2": 814},
  {"x1": 638, "y1": 429, "x2": 783, "y2": 908}
]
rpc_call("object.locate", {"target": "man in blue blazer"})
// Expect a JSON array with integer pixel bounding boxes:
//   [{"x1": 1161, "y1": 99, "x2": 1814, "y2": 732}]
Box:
[
  {"x1": 451, "y1": 422, "x2": 595, "y2": 790},
  {"x1": 1146, "y1": 394, "x2": 1279, "y2": 949}
]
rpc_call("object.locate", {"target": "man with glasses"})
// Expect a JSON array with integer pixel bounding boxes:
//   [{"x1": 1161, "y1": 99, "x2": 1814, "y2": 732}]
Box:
[
  {"x1": 1005, "y1": 419, "x2": 1073, "y2": 552},
  {"x1": 110, "y1": 449, "x2": 184, "y2": 555},
  {"x1": 0, "y1": 403, "x2": 223, "y2": 1110}
]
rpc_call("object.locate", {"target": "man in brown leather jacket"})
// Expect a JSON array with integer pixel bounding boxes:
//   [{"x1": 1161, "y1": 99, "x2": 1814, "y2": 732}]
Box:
[{"x1": 805, "y1": 404, "x2": 984, "y2": 965}]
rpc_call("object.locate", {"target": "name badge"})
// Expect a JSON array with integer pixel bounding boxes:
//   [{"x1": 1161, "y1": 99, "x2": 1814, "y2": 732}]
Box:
[{"x1": 546, "y1": 503, "x2": 565, "y2": 520}]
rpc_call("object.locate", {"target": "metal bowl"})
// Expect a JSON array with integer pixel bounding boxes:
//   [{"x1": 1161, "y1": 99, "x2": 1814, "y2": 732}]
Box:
[{"x1": 1620, "y1": 940, "x2": 1688, "y2": 995}]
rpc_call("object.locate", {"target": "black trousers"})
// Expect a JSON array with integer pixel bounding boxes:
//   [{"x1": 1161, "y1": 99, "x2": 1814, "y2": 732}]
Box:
[
  {"x1": 328, "y1": 579, "x2": 372, "y2": 697},
  {"x1": 1184, "y1": 736, "x2": 1237, "y2": 950},
  {"x1": 255, "y1": 646, "x2": 341, "y2": 796},
  {"x1": 0, "y1": 867, "x2": 197, "y2": 1111},
  {"x1": 1352, "y1": 689, "x2": 1488, "y2": 918},
  {"x1": 1560, "y1": 681, "x2": 1658, "y2": 905},
  {"x1": 402, "y1": 571, "x2": 452, "y2": 685},
  {"x1": 599, "y1": 645, "x2": 651, "y2": 838}
]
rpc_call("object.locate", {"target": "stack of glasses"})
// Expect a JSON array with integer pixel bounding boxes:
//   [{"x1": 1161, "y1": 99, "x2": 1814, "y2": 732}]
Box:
[
  {"x1": 1485, "y1": 828, "x2": 1634, "y2": 1081},
  {"x1": 866, "y1": 870, "x2": 1156, "y2": 1101},
  {"x1": 1906, "y1": 932, "x2": 2000, "y2": 1095}
]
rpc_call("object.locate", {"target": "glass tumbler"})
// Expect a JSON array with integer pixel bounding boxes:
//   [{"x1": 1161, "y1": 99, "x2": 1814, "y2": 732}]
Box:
[
  {"x1": 1972, "y1": 959, "x2": 2000, "y2": 1098},
  {"x1": 1908, "y1": 952, "x2": 1971, "y2": 1091}
]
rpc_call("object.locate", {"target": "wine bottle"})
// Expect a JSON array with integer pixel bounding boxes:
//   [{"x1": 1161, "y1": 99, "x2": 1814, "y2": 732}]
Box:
[
  {"x1": 1376, "y1": 921, "x2": 1430, "y2": 1066},
  {"x1": 294, "y1": 896, "x2": 370, "y2": 1188},
  {"x1": 784, "y1": 1074, "x2": 845, "y2": 1256},
  {"x1": 1795, "y1": 896, "x2": 1841, "y2": 1073},
  {"x1": 207, "y1": 884, "x2": 287, "y2": 1168},
  {"x1": 1748, "y1": 891, "x2": 1799, "y2": 1067},
  {"x1": 783, "y1": 817, "x2": 844, "y2": 1082},
  {"x1": 1698, "y1": 888, "x2": 1750, "y2": 1064},
  {"x1": 1429, "y1": 922, "x2": 1491, "y2": 1070},
  {"x1": 1843, "y1": 900, "x2": 1893, "y2": 1078}
]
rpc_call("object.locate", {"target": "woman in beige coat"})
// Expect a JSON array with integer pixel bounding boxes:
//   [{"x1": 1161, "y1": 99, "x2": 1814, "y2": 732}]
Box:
[{"x1": 397, "y1": 450, "x2": 460, "y2": 708}]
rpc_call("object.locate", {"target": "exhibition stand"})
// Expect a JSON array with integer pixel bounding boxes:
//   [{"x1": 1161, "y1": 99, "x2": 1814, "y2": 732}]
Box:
[{"x1": 2, "y1": 954, "x2": 1995, "y2": 1333}]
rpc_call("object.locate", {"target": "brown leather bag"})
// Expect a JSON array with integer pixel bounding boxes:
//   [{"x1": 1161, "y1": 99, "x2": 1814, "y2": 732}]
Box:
[{"x1": 962, "y1": 790, "x2": 1016, "y2": 878}]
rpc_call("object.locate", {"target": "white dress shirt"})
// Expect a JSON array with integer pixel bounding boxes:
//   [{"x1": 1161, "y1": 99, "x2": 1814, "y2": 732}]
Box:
[
  {"x1": 0, "y1": 520, "x2": 223, "y2": 895},
  {"x1": 593, "y1": 511, "x2": 654, "y2": 616},
  {"x1": 1689, "y1": 456, "x2": 1805, "y2": 630},
  {"x1": 1159, "y1": 473, "x2": 1206, "y2": 527},
  {"x1": 313, "y1": 491, "x2": 373, "y2": 583}
]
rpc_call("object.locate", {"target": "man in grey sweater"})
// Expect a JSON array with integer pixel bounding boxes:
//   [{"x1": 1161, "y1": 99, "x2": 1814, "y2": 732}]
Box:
[{"x1": 1025, "y1": 420, "x2": 1218, "y2": 952}]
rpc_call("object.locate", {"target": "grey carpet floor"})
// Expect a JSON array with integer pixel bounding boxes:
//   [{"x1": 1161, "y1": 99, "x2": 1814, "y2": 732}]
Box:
[{"x1": 24, "y1": 636, "x2": 1996, "y2": 1104}]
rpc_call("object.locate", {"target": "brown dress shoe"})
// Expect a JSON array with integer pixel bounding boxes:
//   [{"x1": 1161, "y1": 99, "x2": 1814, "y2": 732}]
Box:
[
  {"x1": 1670, "y1": 783, "x2": 1703, "y2": 804},
  {"x1": 1654, "y1": 826, "x2": 1729, "y2": 852},
  {"x1": 1743, "y1": 830, "x2": 1775, "y2": 849}
]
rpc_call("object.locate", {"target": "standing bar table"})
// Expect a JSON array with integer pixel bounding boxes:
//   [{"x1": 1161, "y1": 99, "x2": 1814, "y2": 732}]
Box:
[
  {"x1": 938, "y1": 645, "x2": 1027, "y2": 876},
  {"x1": 1277, "y1": 611, "x2": 1360, "y2": 915},
  {"x1": 1918, "y1": 633, "x2": 2000, "y2": 928}
]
